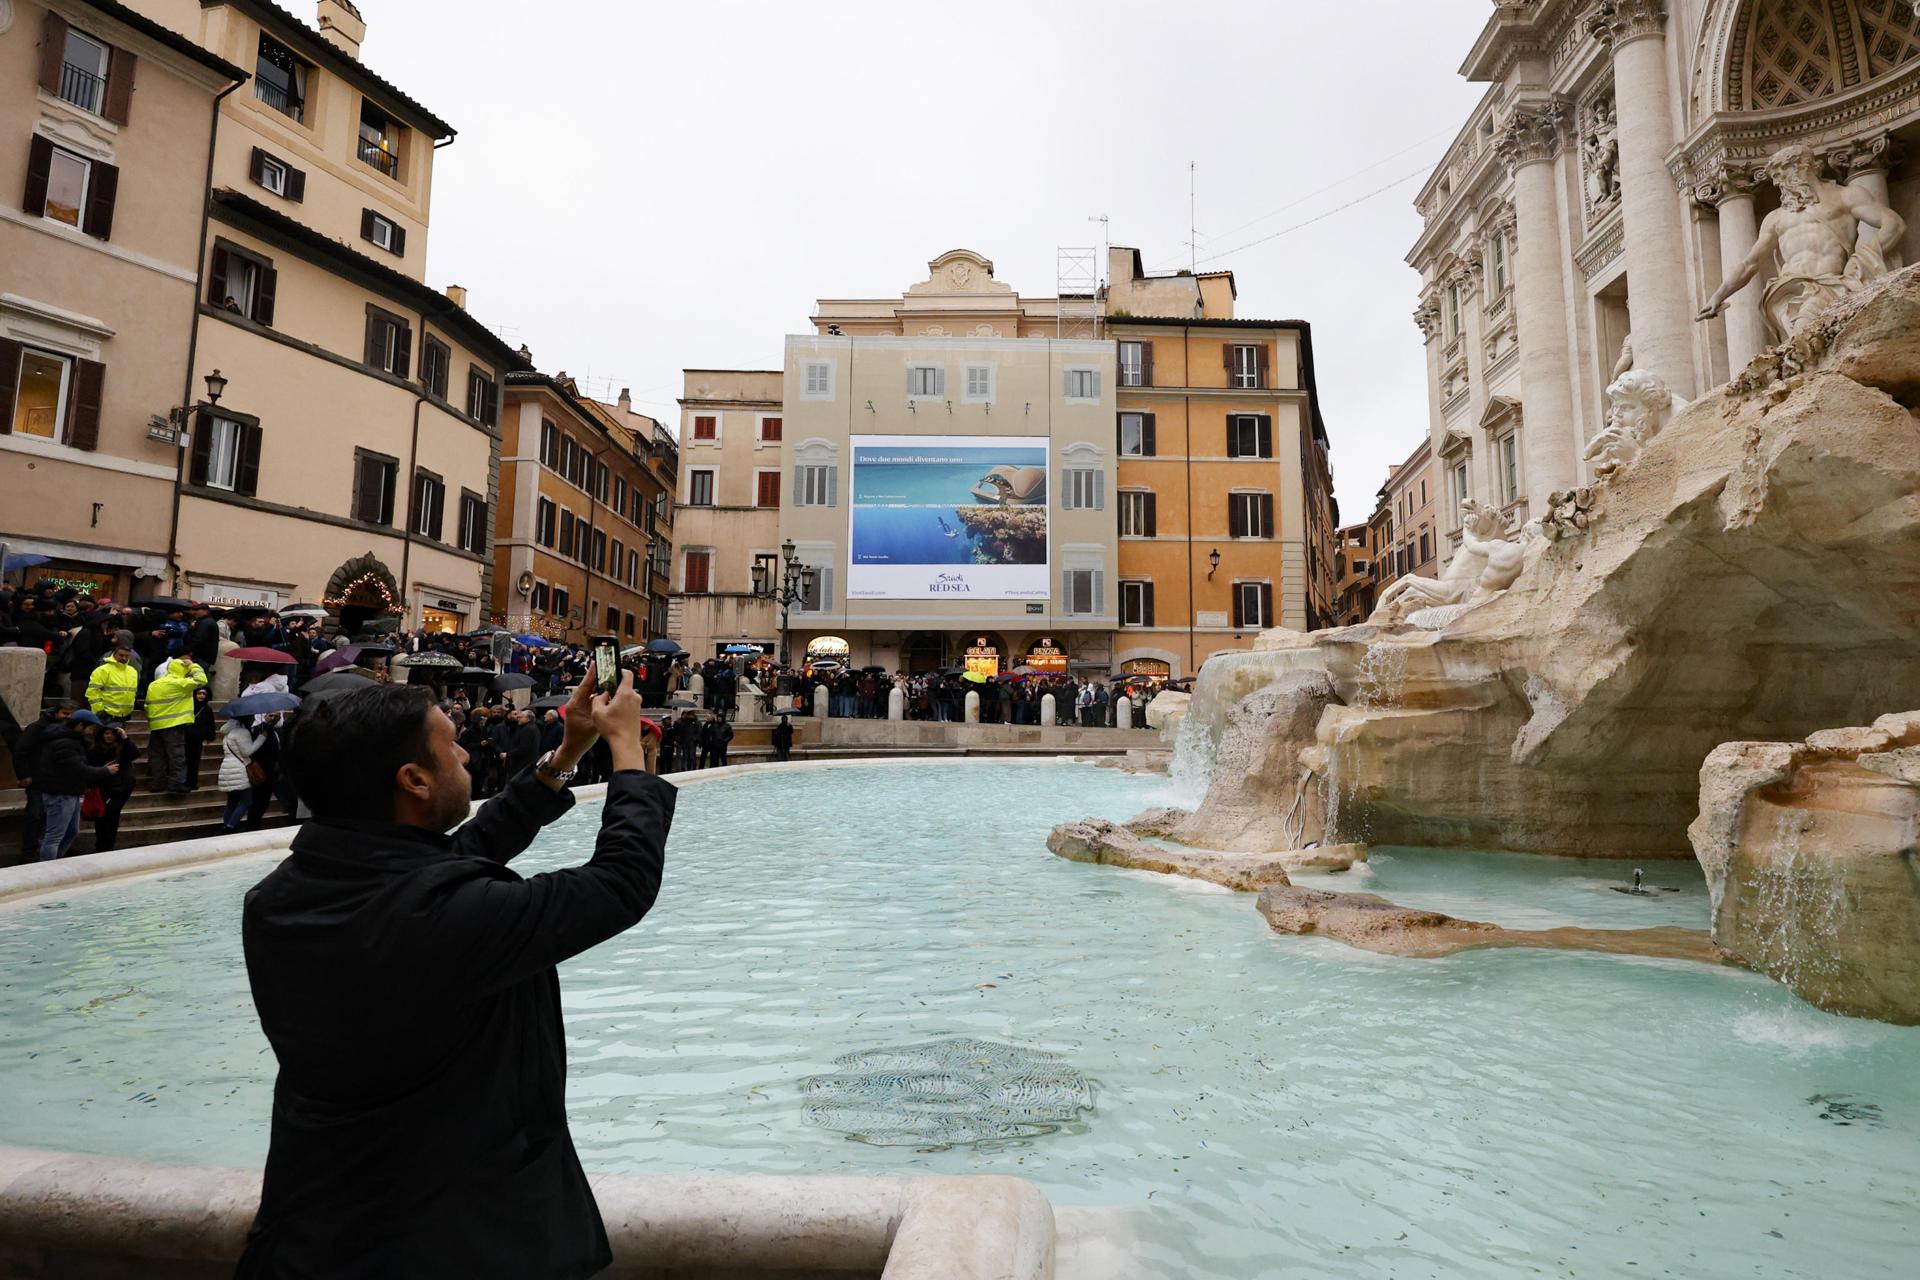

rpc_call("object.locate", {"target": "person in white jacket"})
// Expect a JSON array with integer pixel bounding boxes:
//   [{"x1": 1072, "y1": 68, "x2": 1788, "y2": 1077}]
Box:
[{"x1": 219, "y1": 718, "x2": 261, "y2": 830}]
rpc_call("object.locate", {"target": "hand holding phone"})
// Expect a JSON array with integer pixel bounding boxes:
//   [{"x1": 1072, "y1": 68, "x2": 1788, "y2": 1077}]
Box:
[{"x1": 591, "y1": 634, "x2": 619, "y2": 694}]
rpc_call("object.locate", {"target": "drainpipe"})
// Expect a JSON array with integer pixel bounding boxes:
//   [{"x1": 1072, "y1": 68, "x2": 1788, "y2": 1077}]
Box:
[
  {"x1": 397, "y1": 357, "x2": 427, "y2": 628},
  {"x1": 1183, "y1": 326, "x2": 1195, "y2": 677},
  {"x1": 166, "y1": 74, "x2": 246, "y2": 594}
]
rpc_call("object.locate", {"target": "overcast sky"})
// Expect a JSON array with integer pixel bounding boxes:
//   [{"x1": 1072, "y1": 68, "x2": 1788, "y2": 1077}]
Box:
[{"x1": 371, "y1": 0, "x2": 1493, "y2": 521}]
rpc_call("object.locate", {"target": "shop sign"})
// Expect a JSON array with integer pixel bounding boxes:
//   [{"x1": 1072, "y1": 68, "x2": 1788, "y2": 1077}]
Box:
[
  {"x1": 430, "y1": 598, "x2": 467, "y2": 612},
  {"x1": 965, "y1": 635, "x2": 1001, "y2": 677},
  {"x1": 26, "y1": 566, "x2": 116, "y2": 597},
  {"x1": 195, "y1": 583, "x2": 283, "y2": 610},
  {"x1": 1025, "y1": 637, "x2": 1068, "y2": 674},
  {"x1": 1196, "y1": 611, "x2": 1229, "y2": 628},
  {"x1": 1122, "y1": 658, "x2": 1171, "y2": 677}
]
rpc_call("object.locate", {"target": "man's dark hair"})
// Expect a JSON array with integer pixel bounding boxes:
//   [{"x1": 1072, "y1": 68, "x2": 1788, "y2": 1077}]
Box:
[{"x1": 285, "y1": 684, "x2": 437, "y2": 822}]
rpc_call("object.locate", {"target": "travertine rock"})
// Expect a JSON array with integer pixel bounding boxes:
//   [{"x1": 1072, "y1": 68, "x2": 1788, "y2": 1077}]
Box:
[
  {"x1": 1182, "y1": 264, "x2": 1920, "y2": 859},
  {"x1": 1688, "y1": 713, "x2": 1920, "y2": 1024},
  {"x1": 1155, "y1": 670, "x2": 1337, "y2": 853},
  {"x1": 1143, "y1": 690, "x2": 1190, "y2": 735},
  {"x1": 1047, "y1": 819, "x2": 1362, "y2": 890}
]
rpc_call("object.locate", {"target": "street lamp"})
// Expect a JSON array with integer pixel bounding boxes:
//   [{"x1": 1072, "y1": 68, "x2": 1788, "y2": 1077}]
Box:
[
  {"x1": 204, "y1": 369, "x2": 228, "y2": 405},
  {"x1": 751, "y1": 540, "x2": 815, "y2": 669},
  {"x1": 1207, "y1": 547, "x2": 1222, "y2": 580}
]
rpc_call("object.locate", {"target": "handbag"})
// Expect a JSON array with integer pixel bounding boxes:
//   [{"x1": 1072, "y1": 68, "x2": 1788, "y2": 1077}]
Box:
[
  {"x1": 81, "y1": 787, "x2": 107, "y2": 821},
  {"x1": 245, "y1": 760, "x2": 267, "y2": 787}
]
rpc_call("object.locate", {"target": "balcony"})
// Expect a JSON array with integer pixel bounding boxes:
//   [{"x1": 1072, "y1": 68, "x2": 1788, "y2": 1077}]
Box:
[
  {"x1": 58, "y1": 63, "x2": 106, "y2": 115},
  {"x1": 357, "y1": 135, "x2": 398, "y2": 178}
]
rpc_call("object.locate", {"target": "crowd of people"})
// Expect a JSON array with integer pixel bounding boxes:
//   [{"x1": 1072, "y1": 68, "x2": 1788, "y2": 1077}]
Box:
[{"x1": 807, "y1": 666, "x2": 1165, "y2": 726}]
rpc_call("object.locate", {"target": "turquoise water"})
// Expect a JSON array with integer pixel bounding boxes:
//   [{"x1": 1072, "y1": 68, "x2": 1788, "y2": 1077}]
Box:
[{"x1": 1, "y1": 763, "x2": 1915, "y2": 1279}]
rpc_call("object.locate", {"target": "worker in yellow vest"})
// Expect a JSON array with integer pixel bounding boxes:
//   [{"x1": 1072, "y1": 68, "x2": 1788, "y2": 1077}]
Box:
[
  {"x1": 85, "y1": 643, "x2": 140, "y2": 724},
  {"x1": 145, "y1": 656, "x2": 208, "y2": 795}
]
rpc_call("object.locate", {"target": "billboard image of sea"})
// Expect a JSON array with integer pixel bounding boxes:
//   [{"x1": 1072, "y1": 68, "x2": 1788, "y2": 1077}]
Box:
[{"x1": 847, "y1": 435, "x2": 1051, "y2": 600}]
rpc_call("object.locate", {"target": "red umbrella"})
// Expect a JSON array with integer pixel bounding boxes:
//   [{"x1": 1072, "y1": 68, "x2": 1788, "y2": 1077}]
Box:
[{"x1": 227, "y1": 646, "x2": 296, "y2": 665}]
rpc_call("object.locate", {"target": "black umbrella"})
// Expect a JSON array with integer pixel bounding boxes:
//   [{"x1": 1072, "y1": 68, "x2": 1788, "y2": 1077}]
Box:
[
  {"x1": 129, "y1": 595, "x2": 196, "y2": 611},
  {"x1": 644, "y1": 638, "x2": 684, "y2": 654},
  {"x1": 398, "y1": 650, "x2": 462, "y2": 668},
  {"x1": 302, "y1": 671, "x2": 377, "y2": 694},
  {"x1": 531, "y1": 694, "x2": 570, "y2": 710},
  {"x1": 464, "y1": 624, "x2": 509, "y2": 637},
  {"x1": 455, "y1": 666, "x2": 496, "y2": 681},
  {"x1": 860, "y1": 665, "x2": 888, "y2": 674},
  {"x1": 300, "y1": 683, "x2": 371, "y2": 710},
  {"x1": 492, "y1": 672, "x2": 535, "y2": 692}
]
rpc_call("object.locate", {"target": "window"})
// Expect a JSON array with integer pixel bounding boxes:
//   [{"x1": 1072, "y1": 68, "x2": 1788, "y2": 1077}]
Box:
[
  {"x1": 30, "y1": 140, "x2": 109, "y2": 235},
  {"x1": 1118, "y1": 341, "x2": 1147, "y2": 387},
  {"x1": 58, "y1": 29, "x2": 109, "y2": 115},
  {"x1": 358, "y1": 101, "x2": 400, "y2": 177},
  {"x1": 760, "y1": 416, "x2": 783, "y2": 443},
  {"x1": 557, "y1": 508, "x2": 576, "y2": 558},
  {"x1": 458, "y1": 492, "x2": 487, "y2": 553},
  {"x1": 1453, "y1": 460, "x2": 1470, "y2": 510},
  {"x1": 605, "y1": 605, "x2": 620, "y2": 634},
  {"x1": 1118, "y1": 412, "x2": 1155, "y2": 457},
  {"x1": 1226, "y1": 414, "x2": 1273, "y2": 459},
  {"x1": 1488, "y1": 233, "x2": 1508, "y2": 296},
  {"x1": 536, "y1": 497, "x2": 557, "y2": 547},
  {"x1": 627, "y1": 549, "x2": 640, "y2": 586},
  {"x1": 467, "y1": 369, "x2": 498, "y2": 427},
  {"x1": 188, "y1": 412, "x2": 260, "y2": 494},
  {"x1": 683, "y1": 550, "x2": 713, "y2": 594},
  {"x1": 530, "y1": 582, "x2": 549, "y2": 613},
  {"x1": 1063, "y1": 367, "x2": 1100, "y2": 401},
  {"x1": 1120, "y1": 580, "x2": 1156, "y2": 627},
  {"x1": 539, "y1": 420, "x2": 560, "y2": 469},
  {"x1": 1444, "y1": 284, "x2": 1463, "y2": 341},
  {"x1": 361, "y1": 209, "x2": 405, "y2": 256},
  {"x1": 795, "y1": 463, "x2": 836, "y2": 507},
  {"x1": 8, "y1": 347, "x2": 71, "y2": 440},
  {"x1": 364, "y1": 307, "x2": 411, "y2": 378},
  {"x1": 1419, "y1": 479, "x2": 1427, "y2": 506},
  {"x1": 1063, "y1": 569, "x2": 1104, "y2": 616},
  {"x1": 1118, "y1": 490, "x2": 1156, "y2": 538},
  {"x1": 907, "y1": 365, "x2": 944, "y2": 398},
  {"x1": 688, "y1": 469, "x2": 715, "y2": 506},
  {"x1": 1232, "y1": 581, "x2": 1273, "y2": 629},
  {"x1": 1062, "y1": 467, "x2": 1103, "y2": 512},
  {"x1": 559, "y1": 437, "x2": 578, "y2": 484},
  {"x1": 963, "y1": 364, "x2": 995, "y2": 402},
  {"x1": 411, "y1": 470, "x2": 445, "y2": 539},
  {"x1": 1229, "y1": 344, "x2": 1262, "y2": 389},
  {"x1": 624, "y1": 612, "x2": 637, "y2": 638},
  {"x1": 594, "y1": 461, "x2": 610, "y2": 504},
  {"x1": 691, "y1": 415, "x2": 717, "y2": 441},
  {"x1": 756, "y1": 470, "x2": 781, "y2": 508},
  {"x1": 1419, "y1": 529, "x2": 1432, "y2": 564},
  {"x1": 254, "y1": 34, "x2": 308, "y2": 121},
  {"x1": 1500, "y1": 434, "x2": 1519, "y2": 504},
  {"x1": 591, "y1": 528, "x2": 607, "y2": 572},
  {"x1": 802, "y1": 361, "x2": 834, "y2": 400},
  {"x1": 613, "y1": 476, "x2": 627, "y2": 514},
  {"x1": 1229, "y1": 492, "x2": 1275, "y2": 539},
  {"x1": 248, "y1": 148, "x2": 304, "y2": 202},
  {"x1": 421, "y1": 338, "x2": 451, "y2": 400},
  {"x1": 551, "y1": 586, "x2": 569, "y2": 619},
  {"x1": 353, "y1": 452, "x2": 397, "y2": 524}
]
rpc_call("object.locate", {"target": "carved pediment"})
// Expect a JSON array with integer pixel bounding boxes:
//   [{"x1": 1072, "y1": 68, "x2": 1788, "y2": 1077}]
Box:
[
  {"x1": 906, "y1": 249, "x2": 1016, "y2": 297},
  {"x1": 1439, "y1": 426, "x2": 1474, "y2": 458},
  {"x1": 1479, "y1": 394, "x2": 1523, "y2": 430}
]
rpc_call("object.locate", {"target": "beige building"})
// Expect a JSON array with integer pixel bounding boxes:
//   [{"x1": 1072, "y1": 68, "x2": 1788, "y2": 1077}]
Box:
[
  {"x1": 1411, "y1": 0, "x2": 1920, "y2": 566},
  {"x1": 119, "y1": 0, "x2": 524, "y2": 628},
  {"x1": 2, "y1": 0, "x2": 243, "y2": 601},
  {"x1": 669, "y1": 369, "x2": 783, "y2": 661},
  {"x1": 1375, "y1": 435, "x2": 1437, "y2": 585}
]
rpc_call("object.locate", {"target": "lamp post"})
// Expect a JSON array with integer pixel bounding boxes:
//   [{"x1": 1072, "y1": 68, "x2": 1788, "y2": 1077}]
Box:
[{"x1": 751, "y1": 538, "x2": 815, "y2": 670}]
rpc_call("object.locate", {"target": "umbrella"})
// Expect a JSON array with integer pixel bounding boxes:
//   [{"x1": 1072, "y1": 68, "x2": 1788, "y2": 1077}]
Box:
[
  {"x1": 455, "y1": 666, "x2": 497, "y2": 681},
  {"x1": 300, "y1": 685, "x2": 366, "y2": 710},
  {"x1": 531, "y1": 694, "x2": 571, "y2": 710},
  {"x1": 2, "y1": 552, "x2": 50, "y2": 573},
  {"x1": 492, "y1": 672, "x2": 535, "y2": 692},
  {"x1": 723, "y1": 643, "x2": 763, "y2": 655},
  {"x1": 938, "y1": 666, "x2": 966, "y2": 676},
  {"x1": 358, "y1": 617, "x2": 401, "y2": 634},
  {"x1": 860, "y1": 664, "x2": 889, "y2": 673},
  {"x1": 961, "y1": 670, "x2": 989, "y2": 684},
  {"x1": 396, "y1": 650, "x2": 462, "y2": 668},
  {"x1": 620, "y1": 644, "x2": 648, "y2": 658},
  {"x1": 302, "y1": 669, "x2": 376, "y2": 692},
  {"x1": 280, "y1": 602, "x2": 326, "y2": 615},
  {"x1": 222, "y1": 691, "x2": 302, "y2": 717},
  {"x1": 514, "y1": 634, "x2": 550, "y2": 648},
  {"x1": 129, "y1": 595, "x2": 196, "y2": 612},
  {"x1": 645, "y1": 638, "x2": 684, "y2": 654},
  {"x1": 226, "y1": 646, "x2": 297, "y2": 666},
  {"x1": 1009, "y1": 665, "x2": 1041, "y2": 677},
  {"x1": 464, "y1": 624, "x2": 509, "y2": 637}
]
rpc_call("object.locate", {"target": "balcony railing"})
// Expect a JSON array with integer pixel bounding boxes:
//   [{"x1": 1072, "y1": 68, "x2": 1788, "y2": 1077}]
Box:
[
  {"x1": 58, "y1": 63, "x2": 105, "y2": 115},
  {"x1": 357, "y1": 135, "x2": 398, "y2": 177},
  {"x1": 254, "y1": 79, "x2": 304, "y2": 123}
]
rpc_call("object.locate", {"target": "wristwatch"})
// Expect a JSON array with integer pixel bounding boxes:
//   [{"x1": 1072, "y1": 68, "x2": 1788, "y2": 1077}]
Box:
[{"x1": 532, "y1": 750, "x2": 576, "y2": 784}]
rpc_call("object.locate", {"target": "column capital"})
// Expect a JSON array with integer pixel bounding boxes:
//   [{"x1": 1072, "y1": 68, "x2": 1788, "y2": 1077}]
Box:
[
  {"x1": 1692, "y1": 160, "x2": 1759, "y2": 207},
  {"x1": 1824, "y1": 133, "x2": 1907, "y2": 183},
  {"x1": 1413, "y1": 295, "x2": 1442, "y2": 341},
  {"x1": 1585, "y1": 0, "x2": 1668, "y2": 49},
  {"x1": 1496, "y1": 101, "x2": 1569, "y2": 171}
]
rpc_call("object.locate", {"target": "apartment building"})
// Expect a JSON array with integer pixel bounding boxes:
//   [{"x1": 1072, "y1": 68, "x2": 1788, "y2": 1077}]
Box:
[
  {"x1": 2, "y1": 0, "x2": 243, "y2": 601},
  {"x1": 490, "y1": 372, "x2": 674, "y2": 644},
  {"x1": 582, "y1": 388, "x2": 677, "y2": 641},
  {"x1": 118, "y1": 0, "x2": 522, "y2": 628},
  {"x1": 1332, "y1": 522, "x2": 1378, "y2": 627},
  {"x1": 1375, "y1": 435, "x2": 1437, "y2": 584},
  {"x1": 669, "y1": 369, "x2": 783, "y2": 661}
]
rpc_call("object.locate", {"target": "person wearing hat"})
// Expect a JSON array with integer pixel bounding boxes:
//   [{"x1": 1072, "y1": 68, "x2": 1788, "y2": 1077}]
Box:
[
  {"x1": 34, "y1": 710, "x2": 117, "y2": 861},
  {"x1": 145, "y1": 655, "x2": 208, "y2": 795},
  {"x1": 87, "y1": 723, "x2": 143, "y2": 852},
  {"x1": 85, "y1": 642, "x2": 140, "y2": 725},
  {"x1": 184, "y1": 602, "x2": 223, "y2": 669}
]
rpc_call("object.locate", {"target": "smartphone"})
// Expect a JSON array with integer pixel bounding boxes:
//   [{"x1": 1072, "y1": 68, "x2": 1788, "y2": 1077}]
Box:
[{"x1": 591, "y1": 634, "x2": 620, "y2": 694}]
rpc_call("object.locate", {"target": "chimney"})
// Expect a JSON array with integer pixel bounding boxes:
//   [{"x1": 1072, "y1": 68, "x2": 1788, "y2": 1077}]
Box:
[
  {"x1": 316, "y1": 0, "x2": 366, "y2": 58},
  {"x1": 444, "y1": 283, "x2": 468, "y2": 310},
  {"x1": 618, "y1": 388, "x2": 632, "y2": 413}
]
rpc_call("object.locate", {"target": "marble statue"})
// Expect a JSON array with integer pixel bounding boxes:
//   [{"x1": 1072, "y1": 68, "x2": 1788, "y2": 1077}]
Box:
[
  {"x1": 1584, "y1": 369, "x2": 1686, "y2": 483},
  {"x1": 1698, "y1": 144, "x2": 1907, "y2": 341},
  {"x1": 1368, "y1": 500, "x2": 1526, "y2": 625},
  {"x1": 1581, "y1": 98, "x2": 1620, "y2": 217}
]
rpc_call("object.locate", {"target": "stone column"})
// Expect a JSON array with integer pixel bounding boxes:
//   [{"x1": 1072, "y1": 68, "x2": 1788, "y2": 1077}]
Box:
[
  {"x1": 1829, "y1": 134, "x2": 1906, "y2": 270},
  {"x1": 1699, "y1": 164, "x2": 1765, "y2": 371},
  {"x1": 1040, "y1": 692, "x2": 1056, "y2": 725},
  {"x1": 1496, "y1": 103, "x2": 1580, "y2": 503},
  {"x1": 1115, "y1": 696, "x2": 1133, "y2": 731},
  {"x1": 963, "y1": 691, "x2": 980, "y2": 724},
  {"x1": 1590, "y1": 0, "x2": 1696, "y2": 398},
  {"x1": 814, "y1": 684, "x2": 829, "y2": 721}
]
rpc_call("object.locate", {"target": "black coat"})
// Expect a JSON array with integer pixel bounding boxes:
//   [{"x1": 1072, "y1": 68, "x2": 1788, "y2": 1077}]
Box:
[
  {"x1": 236, "y1": 769, "x2": 676, "y2": 1279},
  {"x1": 186, "y1": 616, "x2": 222, "y2": 666},
  {"x1": 504, "y1": 721, "x2": 543, "y2": 775},
  {"x1": 33, "y1": 725, "x2": 111, "y2": 796}
]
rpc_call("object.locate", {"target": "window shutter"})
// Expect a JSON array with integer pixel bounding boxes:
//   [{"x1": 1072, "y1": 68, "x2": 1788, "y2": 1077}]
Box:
[
  {"x1": 1145, "y1": 492, "x2": 1157, "y2": 538},
  {"x1": 1222, "y1": 342, "x2": 1234, "y2": 373},
  {"x1": 1140, "y1": 342, "x2": 1154, "y2": 387},
  {"x1": 249, "y1": 148, "x2": 267, "y2": 186},
  {"x1": 1142, "y1": 413, "x2": 1156, "y2": 457},
  {"x1": 392, "y1": 225, "x2": 407, "y2": 256},
  {"x1": 23, "y1": 136, "x2": 54, "y2": 217},
  {"x1": 1257, "y1": 415, "x2": 1273, "y2": 458},
  {"x1": 360, "y1": 209, "x2": 376, "y2": 242},
  {"x1": 1256, "y1": 344, "x2": 1271, "y2": 388},
  {"x1": 1144, "y1": 582, "x2": 1156, "y2": 628},
  {"x1": 83, "y1": 160, "x2": 118, "y2": 240},
  {"x1": 206, "y1": 246, "x2": 229, "y2": 309},
  {"x1": 68, "y1": 359, "x2": 104, "y2": 451},
  {"x1": 38, "y1": 11, "x2": 68, "y2": 94},
  {"x1": 827, "y1": 465, "x2": 839, "y2": 507},
  {"x1": 1230, "y1": 586, "x2": 1243, "y2": 629},
  {"x1": 1260, "y1": 493, "x2": 1275, "y2": 538},
  {"x1": 254, "y1": 265, "x2": 277, "y2": 326},
  {"x1": 0, "y1": 338, "x2": 20, "y2": 435},
  {"x1": 286, "y1": 165, "x2": 306, "y2": 203},
  {"x1": 430, "y1": 481, "x2": 444, "y2": 540},
  {"x1": 1092, "y1": 571, "x2": 1104, "y2": 617},
  {"x1": 394, "y1": 325, "x2": 411, "y2": 379},
  {"x1": 364, "y1": 315, "x2": 381, "y2": 367},
  {"x1": 1226, "y1": 417, "x2": 1240, "y2": 460},
  {"x1": 818, "y1": 567, "x2": 833, "y2": 612},
  {"x1": 357, "y1": 457, "x2": 385, "y2": 522},
  {"x1": 1259, "y1": 584, "x2": 1273, "y2": 627},
  {"x1": 1229, "y1": 497, "x2": 1244, "y2": 539},
  {"x1": 189, "y1": 413, "x2": 213, "y2": 485},
  {"x1": 236, "y1": 423, "x2": 262, "y2": 495}
]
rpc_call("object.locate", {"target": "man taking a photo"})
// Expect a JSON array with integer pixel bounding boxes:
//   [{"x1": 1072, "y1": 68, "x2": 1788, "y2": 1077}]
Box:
[{"x1": 236, "y1": 669, "x2": 673, "y2": 1278}]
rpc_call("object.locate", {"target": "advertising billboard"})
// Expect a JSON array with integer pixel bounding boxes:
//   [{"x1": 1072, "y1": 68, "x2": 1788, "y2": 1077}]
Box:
[{"x1": 847, "y1": 434, "x2": 1050, "y2": 600}]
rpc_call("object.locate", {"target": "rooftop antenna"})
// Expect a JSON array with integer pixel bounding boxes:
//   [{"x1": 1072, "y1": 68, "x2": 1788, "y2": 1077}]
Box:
[
  {"x1": 1188, "y1": 161, "x2": 1197, "y2": 272},
  {"x1": 1088, "y1": 214, "x2": 1109, "y2": 285}
]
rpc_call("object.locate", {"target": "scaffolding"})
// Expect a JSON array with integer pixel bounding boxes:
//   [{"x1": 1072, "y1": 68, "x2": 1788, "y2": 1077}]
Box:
[{"x1": 1055, "y1": 246, "x2": 1101, "y2": 341}]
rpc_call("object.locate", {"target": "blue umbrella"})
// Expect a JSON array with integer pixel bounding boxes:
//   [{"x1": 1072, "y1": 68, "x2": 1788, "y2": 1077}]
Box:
[
  {"x1": 723, "y1": 643, "x2": 763, "y2": 655},
  {"x1": 2, "y1": 552, "x2": 50, "y2": 574},
  {"x1": 514, "y1": 634, "x2": 549, "y2": 648},
  {"x1": 645, "y1": 638, "x2": 684, "y2": 654},
  {"x1": 222, "y1": 691, "x2": 303, "y2": 718}
]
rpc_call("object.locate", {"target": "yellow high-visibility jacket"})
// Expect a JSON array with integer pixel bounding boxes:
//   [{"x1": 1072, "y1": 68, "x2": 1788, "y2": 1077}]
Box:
[
  {"x1": 146, "y1": 658, "x2": 208, "y2": 731},
  {"x1": 86, "y1": 658, "x2": 139, "y2": 719}
]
